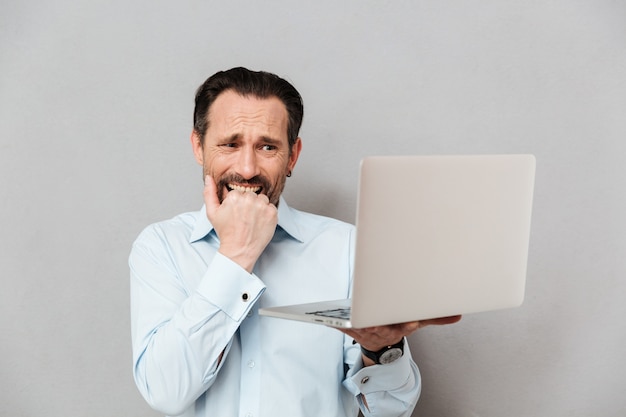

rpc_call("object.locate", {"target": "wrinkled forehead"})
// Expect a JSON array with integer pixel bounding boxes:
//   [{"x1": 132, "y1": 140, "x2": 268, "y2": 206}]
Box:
[{"x1": 206, "y1": 90, "x2": 289, "y2": 140}]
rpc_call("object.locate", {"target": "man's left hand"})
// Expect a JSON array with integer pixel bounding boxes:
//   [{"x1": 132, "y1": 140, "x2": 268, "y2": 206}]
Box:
[{"x1": 338, "y1": 315, "x2": 462, "y2": 366}]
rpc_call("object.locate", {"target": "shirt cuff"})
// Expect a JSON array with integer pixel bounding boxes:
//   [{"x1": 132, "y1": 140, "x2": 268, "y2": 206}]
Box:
[
  {"x1": 195, "y1": 252, "x2": 266, "y2": 321},
  {"x1": 348, "y1": 339, "x2": 414, "y2": 395}
]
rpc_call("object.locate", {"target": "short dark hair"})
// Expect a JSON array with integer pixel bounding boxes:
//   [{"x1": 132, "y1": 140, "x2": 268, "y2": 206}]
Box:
[{"x1": 193, "y1": 67, "x2": 304, "y2": 148}]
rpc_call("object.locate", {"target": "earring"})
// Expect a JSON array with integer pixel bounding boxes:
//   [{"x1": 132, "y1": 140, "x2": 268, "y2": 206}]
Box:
[{"x1": 287, "y1": 170, "x2": 292, "y2": 178}]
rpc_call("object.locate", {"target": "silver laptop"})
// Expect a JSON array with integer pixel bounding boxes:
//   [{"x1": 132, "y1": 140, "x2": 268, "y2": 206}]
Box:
[{"x1": 259, "y1": 154, "x2": 536, "y2": 328}]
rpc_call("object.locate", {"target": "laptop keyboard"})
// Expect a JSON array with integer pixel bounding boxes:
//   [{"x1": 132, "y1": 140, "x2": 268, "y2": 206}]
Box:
[{"x1": 306, "y1": 307, "x2": 351, "y2": 319}]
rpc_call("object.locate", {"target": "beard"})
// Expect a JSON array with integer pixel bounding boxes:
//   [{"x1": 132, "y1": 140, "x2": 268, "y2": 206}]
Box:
[{"x1": 211, "y1": 172, "x2": 287, "y2": 206}]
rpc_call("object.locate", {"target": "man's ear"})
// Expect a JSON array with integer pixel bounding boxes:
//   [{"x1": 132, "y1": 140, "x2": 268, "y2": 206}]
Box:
[
  {"x1": 191, "y1": 131, "x2": 204, "y2": 165},
  {"x1": 288, "y1": 137, "x2": 303, "y2": 173}
]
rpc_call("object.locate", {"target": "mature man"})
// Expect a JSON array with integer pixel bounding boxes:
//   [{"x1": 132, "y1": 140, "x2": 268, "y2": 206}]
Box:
[{"x1": 130, "y1": 67, "x2": 459, "y2": 417}]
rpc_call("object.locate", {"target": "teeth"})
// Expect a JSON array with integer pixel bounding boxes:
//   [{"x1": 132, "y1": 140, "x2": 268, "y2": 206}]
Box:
[{"x1": 229, "y1": 184, "x2": 261, "y2": 193}]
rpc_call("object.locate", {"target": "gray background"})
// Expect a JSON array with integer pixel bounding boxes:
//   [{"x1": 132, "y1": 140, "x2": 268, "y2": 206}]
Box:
[{"x1": 1, "y1": 1, "x2": 625, "y2": 416}]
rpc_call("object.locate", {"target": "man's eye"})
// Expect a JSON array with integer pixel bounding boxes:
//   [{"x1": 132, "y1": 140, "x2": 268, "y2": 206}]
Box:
[
  {"x1": 261, "y1": 145, "x2": 277, "y2": 151},
  {"x1": 222, "y1": 143, "x2": 237, "y2": 148}
]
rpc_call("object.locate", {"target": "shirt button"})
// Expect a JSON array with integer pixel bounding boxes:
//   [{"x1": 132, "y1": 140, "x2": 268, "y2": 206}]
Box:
[
  {"x1": 248, "y1": 360, "x2": 255, "y2": 368},
  {"x1": 361, "y1": 376, "x2": 370, "y2": 384},
  {"x1": 242, "y1": 292, "x2": 249, "y2": 302}
]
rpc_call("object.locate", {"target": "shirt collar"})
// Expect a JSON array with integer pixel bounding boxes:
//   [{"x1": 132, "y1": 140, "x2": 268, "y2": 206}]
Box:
[{"x1": 189, "y1": 196, "x2": 304, "y2": 244}]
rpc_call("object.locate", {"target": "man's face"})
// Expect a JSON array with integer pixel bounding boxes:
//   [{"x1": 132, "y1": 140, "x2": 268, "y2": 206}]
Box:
[{"x1": 191, "y1": 90, "x2": 301, "y2": 206}]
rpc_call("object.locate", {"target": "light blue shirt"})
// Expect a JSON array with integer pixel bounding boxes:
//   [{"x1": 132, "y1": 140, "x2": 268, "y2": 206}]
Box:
[{"x1": 130, "y1": 197, "x2": 421, "y2": 417}]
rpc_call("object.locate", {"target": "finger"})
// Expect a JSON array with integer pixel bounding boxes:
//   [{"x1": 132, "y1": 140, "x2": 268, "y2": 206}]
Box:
[
  {"x1": 257, "y1": 192, "x2": 270, "y2": 205},
  {"x1": 419, "y1": 315, "x2": 462, "y2": 327},
  {"x1": 397, "y1": 321, "x2": 421, "y2": 334},
  {"x1": 203, "y1": 175, "x2": 221, "y2": 217}
]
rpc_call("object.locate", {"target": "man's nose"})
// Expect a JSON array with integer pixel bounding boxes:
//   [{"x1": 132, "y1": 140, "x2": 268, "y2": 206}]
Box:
[{"x1": 236, "y1": 147, "x2": 261, "y2": 180}]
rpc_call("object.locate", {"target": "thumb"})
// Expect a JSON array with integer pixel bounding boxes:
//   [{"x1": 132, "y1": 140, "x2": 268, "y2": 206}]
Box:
[{"x1": 203, "y1": 175, "x2": 221, "y2": 218}]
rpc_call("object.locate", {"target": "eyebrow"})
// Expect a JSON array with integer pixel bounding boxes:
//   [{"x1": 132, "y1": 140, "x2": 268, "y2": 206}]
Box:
[
  {"x1": 218, "y1": 134, "x2": 284, "y2": 146},
  {"x1": 217, "y1": 133, "x2": 242, "y2": 144},
  {"x1": 260, "y1": 136, "x2": 283, "y2": 145}
]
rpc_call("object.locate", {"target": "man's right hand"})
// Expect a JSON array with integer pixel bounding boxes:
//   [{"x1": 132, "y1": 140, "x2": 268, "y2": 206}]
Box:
[{"x1": 204, "y1": 175, "x2": 278, "y2": 273}]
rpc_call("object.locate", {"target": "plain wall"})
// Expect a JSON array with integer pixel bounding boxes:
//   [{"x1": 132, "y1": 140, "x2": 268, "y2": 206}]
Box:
[{"x1": 1, "y1": 1, "x2": 625, "y2": 416}]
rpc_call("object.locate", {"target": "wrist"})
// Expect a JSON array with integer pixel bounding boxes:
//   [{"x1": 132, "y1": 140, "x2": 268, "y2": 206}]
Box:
[
  {"x1": 218, "y1": 248, "x2": 257, "y2": 273},
  {"x1": 360, "y1": 338, "x2": 405, "y2": 365}
]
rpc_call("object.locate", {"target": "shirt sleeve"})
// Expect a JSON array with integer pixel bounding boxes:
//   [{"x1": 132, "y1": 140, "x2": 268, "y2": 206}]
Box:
[
  {"x1": 130, "y1": 229, "x2": 265, "y2": 416},
  {"x1": 343, "y1": 339, "x2": 421, "y2": 417}
]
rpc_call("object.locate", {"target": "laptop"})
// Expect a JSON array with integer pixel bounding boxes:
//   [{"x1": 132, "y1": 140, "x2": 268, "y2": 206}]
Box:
[{"x1": 259, "y1": 154, "x2": 536, "y2": 328}]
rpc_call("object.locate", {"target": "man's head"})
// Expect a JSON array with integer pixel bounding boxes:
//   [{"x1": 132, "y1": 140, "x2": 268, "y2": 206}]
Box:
[
  {"x1": 191, "y1": 67, "x2": 303, "y2": 206},
  {"x1": 193, "y1": 67, "x2": 303, "y2": 149}
]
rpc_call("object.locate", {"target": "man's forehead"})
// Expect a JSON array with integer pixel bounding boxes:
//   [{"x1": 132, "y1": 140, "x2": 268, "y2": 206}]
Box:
[
  {"x1": 210, "y1": 91, "x2": 286, "y2": 117},
  {"x1": 207, "y1": 91, "x2": 289, "y2": 135}
]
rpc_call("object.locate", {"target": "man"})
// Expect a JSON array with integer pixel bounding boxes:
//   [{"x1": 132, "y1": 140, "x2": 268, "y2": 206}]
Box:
[{"x1": 130, "y1": 67, "x2": 460, "y2": 417}]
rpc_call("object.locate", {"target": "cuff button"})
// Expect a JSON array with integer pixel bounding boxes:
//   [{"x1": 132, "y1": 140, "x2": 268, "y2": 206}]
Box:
[{"x1": 242, "y1": 292, "x2": 249, "y2": 302}]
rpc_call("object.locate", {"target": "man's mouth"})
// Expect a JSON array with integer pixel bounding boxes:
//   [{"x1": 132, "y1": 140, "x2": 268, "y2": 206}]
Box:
[{"x1": 227, "y1": 183, "x2": 262, "y2": 194}]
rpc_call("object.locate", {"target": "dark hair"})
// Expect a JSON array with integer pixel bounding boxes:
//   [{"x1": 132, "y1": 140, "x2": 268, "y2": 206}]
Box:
[{"x1": 193, "y1": 67, "x2": 304, "y2": 148}]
